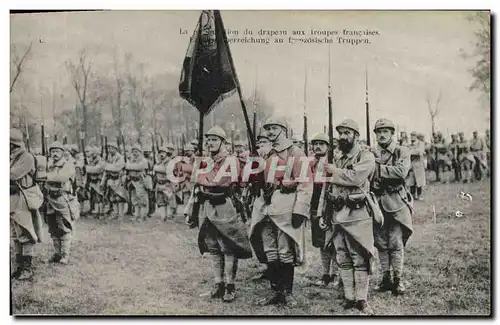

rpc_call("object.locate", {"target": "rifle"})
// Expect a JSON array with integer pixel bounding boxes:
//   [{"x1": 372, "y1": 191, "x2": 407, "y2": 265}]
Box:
[
  {"x1": 303, "y1": 65, "x2": 308, "y2": 155},
  {"x1": 365, "y1": 67, "x2": 371, "y2": 147},
  {"x1": 320, "y1": 44, "x2": 334, "y2": 231},
  {"x1": 122, "y1": 133, "x2": 133, "y2": 215},
  {"x1": 100, "y1": 132, "x2": 104, "y2": 158},
  {"x1": 24, "y1": 121, "x2": 31, "y2": 153},
  {"x1": 80, "y1": 131, "x2": 90, "y2": 201}
]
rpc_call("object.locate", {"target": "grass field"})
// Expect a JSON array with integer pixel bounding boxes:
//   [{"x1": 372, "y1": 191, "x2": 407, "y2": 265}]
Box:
[{"x1": 11, "y1": 179, "x2": 491, "y2": 316}]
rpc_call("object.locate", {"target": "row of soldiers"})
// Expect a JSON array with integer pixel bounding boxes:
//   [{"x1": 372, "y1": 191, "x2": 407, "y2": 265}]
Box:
[
  {"x1": 175, "y1": 116, "x2": 415, "y2": 315},
  {"x1": 11, "y1": 114, "x2": 433, "y2": 315}
]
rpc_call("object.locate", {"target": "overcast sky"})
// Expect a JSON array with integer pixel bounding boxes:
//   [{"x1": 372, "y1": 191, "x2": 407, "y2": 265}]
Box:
[{"x1": 10, "y1": 10, "x2": 490, "y2": 139}]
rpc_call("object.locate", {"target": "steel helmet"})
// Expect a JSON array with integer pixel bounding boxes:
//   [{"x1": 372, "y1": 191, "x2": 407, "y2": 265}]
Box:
[
  {"x1": 373, "y1": 118, "x2": 395, "y2": 132},
  {"x1": 311, "y1": 133, "x2": 329, "y2": 145},
  {"x1": 107, "y1": 142, "x2": 119, "y2": 150},
  {"x1": 131, "y1": 144, "x2": 143, "y2": 153},
  {"x1": 205, "y1": 126, "x2": 227, "y2": 142},
  {"x1": 336, "y1": 119, "x2": 360, "y2": 134},
  {"x1": 49, "y1": 141, "x2": 64, "y2": 151},
  {"x1": 263, "y1": 116, "x2": 287, "y2": 130},
  {"x1": 184, "y1": 144, "x2": 195, "y2": 151},
  {"x1": 234, "y1": 140, "x2": 245, "y2": 147},
  {"x1": 292, "y1": 135, "x2": 303, "y2": 143}
]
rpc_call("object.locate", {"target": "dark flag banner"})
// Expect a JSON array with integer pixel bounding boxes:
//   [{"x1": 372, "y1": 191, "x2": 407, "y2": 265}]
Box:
[{"x1": 179, "y1": 10, "x2": 237, "y2": 116}]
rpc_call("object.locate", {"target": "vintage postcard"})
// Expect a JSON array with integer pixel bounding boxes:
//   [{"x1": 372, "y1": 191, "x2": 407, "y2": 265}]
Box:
[{"x1": 10, "y1": 10, "x2": 491, "y2": 316}]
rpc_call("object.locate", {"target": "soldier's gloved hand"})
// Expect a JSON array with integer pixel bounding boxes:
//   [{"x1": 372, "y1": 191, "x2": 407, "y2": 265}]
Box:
[{"x1": 292, "y1": 213, "x2": 306, "y2": 228}]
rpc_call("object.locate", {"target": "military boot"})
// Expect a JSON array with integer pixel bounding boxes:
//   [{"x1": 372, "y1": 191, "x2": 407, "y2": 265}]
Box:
[
  {"x1": 256, "y1": 262, "x2": 283, "y2": 306},
  {"x1": 59, "y1": 235, "x2": 72, "y2": 265},
  {"x1": 282, "y1": 263, "x2": 299, "y2": 308},
  {"x1": 17, "y1": 256, "x2": 34, "y2": 281},
  {"x1": 356, "y1": 300, "x2": 374, "y2": 315},
  {"x1": 49, "y1": 237, "x2": 61, "y2": 263},
  {"x1": 392, "y1": 277, "x2": 406, "y2": 296},
  {"x1": 223, "y1": 283, "x2": 236, "y2": 302},
  {"x1": 200, "y1": 282, "x2": 225, "y2": 299},
  {"x1": 374, "y1": 271, "x2": 393, "y2": 292}
]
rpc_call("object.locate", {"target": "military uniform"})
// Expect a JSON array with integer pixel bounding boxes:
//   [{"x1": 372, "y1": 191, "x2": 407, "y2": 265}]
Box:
[
  {"x1": 309, "y1": 133, "x2": 340, "y2": 288},
  {"x1": 434, "y1": 133, "x2": 452, "y2": 183},
  {"x1": 10, "y1": 129, "x2": 44, "y2": 280},
  {"x1": 187, "y1": 126, "x2": 252, "y2": 302},
  {"x1": 406, "y1": 132, "x2": 426, "y2": 200},
  {"x1": 470, "y1": 132, "x2": 488, "y2": 180},
  {"x1": 86, "y1": 148, "x2": 106, "y2": 218},
  {"x1": 45, "y1": 141, "x2": 78, "y2": 264},
  {"x1": 458, "y1": 135, "x2": 475, "y2": 183},
  {"x1": 449, "y1": 135, "x2": 461, "y2": 182},
  {"x1": 103, "y1": 143, "x2": 127, "y2": 219},
  {"x1": 154, "y1": 144, "x2": 180, "y2": 221},
  {"x1": 317, "y1": 119, "x2": 376, "y2": 314},
  {"x1": 125, "y1": 145, "x2": 151, "y2": 221},
  {"x1": 250, "y1": 117, "x2": 312, "y2": 307},
  {"x1": 372, "y1": 119, "x2": 413, "y2": 296}
]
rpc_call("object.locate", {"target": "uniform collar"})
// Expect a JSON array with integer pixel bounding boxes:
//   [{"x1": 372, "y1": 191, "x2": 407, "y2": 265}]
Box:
[
  {"x1": 377, "y1": 140, "x2": 397, "y2": 154},
  {"x1": 271, "y1": 138, "x2": 293, "y2": 153}
]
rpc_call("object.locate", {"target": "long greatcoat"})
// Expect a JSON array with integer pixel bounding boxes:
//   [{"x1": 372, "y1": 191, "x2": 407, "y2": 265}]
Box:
[
  {"x1": 10, "y1": 146, "x2": 44, "y2": 243},
  {"x1": 249, "y1": 138, "x2": 313, "y2": 266}
]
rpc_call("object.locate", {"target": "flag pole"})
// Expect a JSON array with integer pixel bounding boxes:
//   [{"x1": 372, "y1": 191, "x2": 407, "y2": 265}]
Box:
[
  {"x1": 215, "y1": 10, "x2": 255, "y2": 153},
  {"x1": 365, "y1": 66, "x2": 371, "y2": 146}
]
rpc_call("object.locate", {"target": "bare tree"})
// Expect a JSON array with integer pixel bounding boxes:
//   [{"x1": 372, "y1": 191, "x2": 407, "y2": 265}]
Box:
[
  {"x1": 426, "y1": 89, "x2": 442, "y2": 135},
  {"x1": 66, "y1": 49, "x2": 93, "y2": 142},
  {"x1": 10, "y1": 42, "x2": 33, "y2": 94}
]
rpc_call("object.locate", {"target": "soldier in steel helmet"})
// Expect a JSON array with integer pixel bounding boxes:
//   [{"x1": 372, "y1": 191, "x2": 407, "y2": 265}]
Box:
[
  {"x1": 125, "y1": 144, "x2": 151, "y2": 222},
  {"x1": 309, "y1": 133, "x2": 340, "y2": 288},
  {"x1": 249, "y1": 116, "x2": 312, "y2": 307},
  {"x1": 10, "y1": 128, "x2": 44, "y2": 280},
  {"x1": 86, "y1": 147, "x2": 107, "y2": 219},
  {"x1": 154, "y1": 143, "x2": 180, "y2": 221},
  {"x1": 406, "y1": 131, "x2": 426, "y2": 201},
  {"x1": 45, "y1": 140, "x2": 78, "y2": 265},
  {"x1": 317, "y1": 119, "x2": 376, "y2": 314},
  {"x1": 371, "y1": 118, "x2": 413, "y2": 297},
  {"x1": 189, "y1": 126, "x2": 252, "y2": 303},
  {"x1": 102, "y1": 142, "x2": 127, "y2": 219}
]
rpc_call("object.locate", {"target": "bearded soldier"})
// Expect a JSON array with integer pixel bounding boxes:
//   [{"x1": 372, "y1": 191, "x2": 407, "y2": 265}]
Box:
[
  {"x1": 406, "y1": 132, "x2": 426, "y2": 201},
  {"x1": 124, "y1": 145, "x2": 151, "y2": 222},
  {"x1": 371, "y1": 118, "x2": 413, "y2": 297},
  {"x1": 45, "y1": 141, "x2": 78, "y2": 264},
  {"x1": 102, "y1": 142, "x2": 127, "y2": 219},
  {"x1": 309, "y1": 133, "x2": 340, "y2": 288},
  {"x1": 154, "y1": 144, "x2": 180, "y2": 221},
  {"x1": 317, "y1": 119, "x2": 376, "y2": 314},
  {"x1": 187, "y1": 126, "x2": 252, "y2": 302},
  {"x1": 86, "y1": 147, "x2": 106, "y2": 219},
  {"x1": 10, "y1": 128, "x2": 44, "y2": 280},
  {"x1": 249, "y1": 116, "x2": 312, "y2": 307}
]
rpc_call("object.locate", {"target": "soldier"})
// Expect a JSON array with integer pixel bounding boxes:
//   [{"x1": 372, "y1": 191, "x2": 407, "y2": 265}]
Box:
[
  {"x1": 435, "y1": 132, "x2": 453, "y2": 183},
  {"x1": 317, "y1": 119, "x2": 376, "y2": 314},
  {"x1": 470, "y1": 131, "x2": 488, "y2": 180},
  {"x1": 45, "y1": 141, "x2": 78, "y2": 264},
  {"x1": 102, "y1": 142, "x2": 127, "y2": 219},
  {"x1": 309, "y1": 133, "x2": 340, "y2": 288},
  {"x1": 125, "y1": 145, "x2": 151, "y2": 222},
  {"x1": 86, "y1": 147, "x2": 106, "y2": 219},
  {"x1": 371, "y1": 119, "x2": 413, "y2": 297},
  {"x1": 291, "y1": 134, "x2": 304, "y2": 149},
  {"x1": 249, "y1": 116, "x2": 312, "y2": 307},
  {"x1": 406, "y1": 132, "x2": 426, "y2": 201},
  {"x1": 154, "y1": 144, "x2": 179, "y2": 221},
  {"x1": 256, "y1": 131, "x2": 272, "y2": 157},
  {"x1": 10, "y1": 128, "x2": 44, "y2": 280},
  {"x1": 186, "y1": 126, "x2": 252, "y2": 302},
  {"x1": 179, "y1": 143, "x2": 196, "y2": 204},
  {"x1": 449, "y1": 134, "x2": 461, "y2": 182},
  {"x1": 234, "y1": 140, "x2": 249, "y2": 170},
  {"x1": 399, "y1": 131, "x2": 409, "y2": 147},
  {"x1": 417, "y1": 134, "x2": 429, "y2": 170}
]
